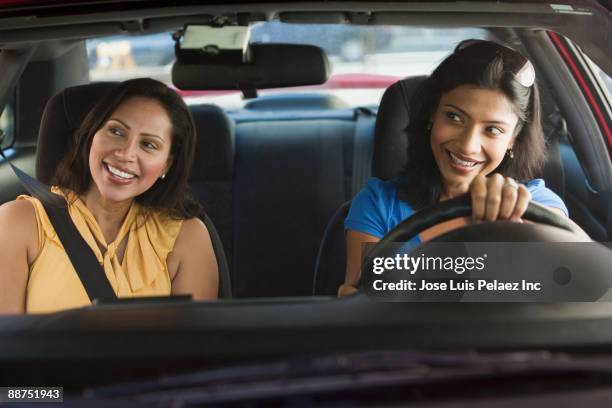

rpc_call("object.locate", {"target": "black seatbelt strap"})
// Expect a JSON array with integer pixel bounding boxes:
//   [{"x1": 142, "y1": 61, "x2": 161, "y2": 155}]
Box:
[
  {"x1": 351, "y1": 107, "x2": 376, "y2": 197},
  {"x1": 545, "y1": 110, "x2": 567, "y2": 200},
  {"x1": 0, "y1": 141, "x2": 117, "y2": 303},
  {"x1": 605, "y1": 192, "x2": 612, "y2": 241},
  {"x1": 595, "y1": 188, "x2": 612, "y2": 241}
]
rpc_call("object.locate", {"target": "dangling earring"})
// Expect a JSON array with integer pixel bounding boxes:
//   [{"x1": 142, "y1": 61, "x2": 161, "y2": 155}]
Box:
[
  {"x1": 427, "y1": 122, "x2": 433, "y2": 133},
  {"x1": 160, "y1": 173, "x2": 166, "y2": 180},
  {"x1": 506, "y1": 148, "x2": 514, "y2": 159}
]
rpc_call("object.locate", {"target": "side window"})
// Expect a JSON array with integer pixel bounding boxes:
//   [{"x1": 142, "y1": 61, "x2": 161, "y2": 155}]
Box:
[
  {"x1": 0, "y1": 104, "x2": 14, "y2": 149},
  {"x1": 584, "y1": 55, "x2": 612, "y2": 105}
]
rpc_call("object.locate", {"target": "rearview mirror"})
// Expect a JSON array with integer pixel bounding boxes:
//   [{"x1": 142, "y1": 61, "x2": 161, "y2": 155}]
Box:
[{"x1": 172, "y1": 24, "x2": 329, "y2": 91}]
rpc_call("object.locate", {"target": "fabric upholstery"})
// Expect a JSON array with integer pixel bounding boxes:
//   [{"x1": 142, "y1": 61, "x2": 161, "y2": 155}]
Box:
[
  {"x1": 36, "y1": 82, "x2": 117, "y2": 184},
  {"x1": 232, "y1": 118, "x2": 354, "y2": 297},
  {"x1": 372, "y1": 76, "x2": 426, "y2": 180}
]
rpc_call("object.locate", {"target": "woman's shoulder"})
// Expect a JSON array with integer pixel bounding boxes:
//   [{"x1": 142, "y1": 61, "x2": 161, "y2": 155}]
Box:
[
  {"x1": 522, "y1": 178, "x2": 569, "y2": 216},
  {"x1": 346, "y1": 177, "x2": 409, "y2": 238},
  {"x1": 360, "y1": 177, "x2": 400, "y2": 200},
  {"x1": 523, "y1": 178, "x2": 546, "y2": 189},
  {"x1": 167, "y1": 217, "x2": 214, "y2": 276},
  {"x1": 0, "y1": 199, "x2": 40, "y2": 261},
  {"x1": 0, "y1": 198, "x2": 37, "y2": 223},
  {"x1": 351, "y1": 177, "x2": 401, "y2": 215},
  {"x1": 522, "y1": 178, "x2": 556, "y2": 196},
  {"x1": 144, "y1": 210, "x2": 211, "y2": 250},
  {"x1": 177, "y1": 217, "x2": 210, "y2": 238}
]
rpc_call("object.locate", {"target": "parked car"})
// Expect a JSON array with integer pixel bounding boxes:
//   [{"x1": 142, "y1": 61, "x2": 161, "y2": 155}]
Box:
[{"x1": 0, "y1": 0, "x2": 611, "y2": 406}]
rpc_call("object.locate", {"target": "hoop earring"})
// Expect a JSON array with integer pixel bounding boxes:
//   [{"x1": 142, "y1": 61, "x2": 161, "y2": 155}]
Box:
[{"x1": 506, "y1": 149, "x2": 514, "y2": 159}]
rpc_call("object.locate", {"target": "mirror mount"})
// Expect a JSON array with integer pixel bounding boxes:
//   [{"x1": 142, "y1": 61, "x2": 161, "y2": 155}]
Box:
[{"x1": 174, "y1": 24, "x2": 251, "y2": 65}]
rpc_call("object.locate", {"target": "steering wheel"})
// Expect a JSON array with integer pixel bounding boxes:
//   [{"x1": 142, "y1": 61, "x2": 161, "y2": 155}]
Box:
[{"x1": 357, "y1": 195, "x2": 588, "y2": 290}]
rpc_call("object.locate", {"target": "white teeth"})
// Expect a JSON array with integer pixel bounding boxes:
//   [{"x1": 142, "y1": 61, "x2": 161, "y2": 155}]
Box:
[
  {"x1": 106, "y1": 163, "x2": 135, "y2": 179},
  {"x1": 449, "y1": 151, "x2": 478, "y2": 167}
]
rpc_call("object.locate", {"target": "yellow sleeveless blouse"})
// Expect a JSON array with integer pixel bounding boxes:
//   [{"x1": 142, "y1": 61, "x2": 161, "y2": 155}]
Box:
[{"x1": 18, "y1": 187, "x2": 183, "y2": 313}]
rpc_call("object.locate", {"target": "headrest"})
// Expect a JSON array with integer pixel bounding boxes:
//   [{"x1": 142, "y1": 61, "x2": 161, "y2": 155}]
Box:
[
  {"x1": 243, "y1": 93, "x2": 349, "y2": 111},
  {"x1": 36, "y1": 82, "x2": 117, "y2": 184},
  {"x1": 372, "y1": 76, "x2": 427, "y2": 180},
  {"x1": 36, "y1": 82, "x2": 234, "y2": 184},
  {"x1": 190, "y1": 104, "x2": 234, "y2": 181}
]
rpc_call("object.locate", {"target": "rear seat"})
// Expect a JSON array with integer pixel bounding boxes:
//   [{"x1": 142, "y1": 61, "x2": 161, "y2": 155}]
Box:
[
  {"x1": 211, "y1": 77, "x2": 581, "y2": 299},
  {"x1": 230, "y1": 108, "x2": 359, "y2": 297},
  {"x1": 181, "y1": 92, "x2": 378, "y2": 297}
]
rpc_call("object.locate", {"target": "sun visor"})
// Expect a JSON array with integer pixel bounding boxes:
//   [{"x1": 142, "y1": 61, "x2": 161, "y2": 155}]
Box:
[{"x1": 172, "y1": 43, "x2": 330, "y2": 91}]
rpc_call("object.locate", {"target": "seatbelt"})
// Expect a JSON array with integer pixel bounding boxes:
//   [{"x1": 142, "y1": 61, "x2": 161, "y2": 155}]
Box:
[
  {"x1": 351, "y1": 107, "x2": 376, "y2": 197},
  {"x1": 604, "y1": 191, "x2": 612, "y2": 241},
  {"x1": 545, "y1": 110, "x2": 567, "y2": 201},
  {"x1": 0, "y1": 137, "x2": 117, "y2": 303},
  {"x1": 588, "y1": 184, "x2": 612, "y2": 241}
]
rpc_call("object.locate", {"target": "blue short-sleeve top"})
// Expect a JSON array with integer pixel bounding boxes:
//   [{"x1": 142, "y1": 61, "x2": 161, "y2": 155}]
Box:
[{"x1": 344, "y1": 177, "x2": 568, "y2": 243}]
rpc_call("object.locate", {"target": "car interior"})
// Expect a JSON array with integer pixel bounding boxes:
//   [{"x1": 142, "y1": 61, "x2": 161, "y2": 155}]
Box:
[
  {"x1": 0, "y1": 27, "x2": 609, "y2": 299},
  {"x1": 0, "y1": 0, "x2": 612, "y2": 397}
]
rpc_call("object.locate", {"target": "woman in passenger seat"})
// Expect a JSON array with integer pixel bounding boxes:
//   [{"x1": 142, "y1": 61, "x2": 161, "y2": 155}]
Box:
[
  {"x1": 0, "y1": 78, "x2": 218, "y2": 314},
  {"x1": 340, "y1": 40, "x2": 588, "y2": 297}
]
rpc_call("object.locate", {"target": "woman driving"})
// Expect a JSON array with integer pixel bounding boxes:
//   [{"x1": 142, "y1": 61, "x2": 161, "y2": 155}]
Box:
[
  {"x1": 340, "y1": 40, "x2": 588, "y2": 297},
  {"x1": 0, "y1": 78, "x2": 218, "y2": 314}
]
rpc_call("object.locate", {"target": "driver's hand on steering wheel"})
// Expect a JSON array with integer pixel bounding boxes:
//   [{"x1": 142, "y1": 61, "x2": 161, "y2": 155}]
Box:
[{"x1": 470, "y1": 173, "x2": 531, "y2": 223}]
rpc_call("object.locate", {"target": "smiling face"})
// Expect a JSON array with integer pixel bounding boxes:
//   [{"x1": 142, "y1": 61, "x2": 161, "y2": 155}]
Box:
[
  {"x1": 430, "y1": 84, "x2": 520, "y2": 199},
  {"x1": 86, "y1": 96, "x2": 173, "y2": 205}
]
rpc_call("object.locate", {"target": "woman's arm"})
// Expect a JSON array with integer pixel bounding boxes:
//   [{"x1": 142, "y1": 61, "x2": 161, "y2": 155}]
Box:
[
  {"x1": 170, "y1": 217, "x2": 219, "y2": 300},
  {"x1": 339, "y1": 229, "x2": 380, "y2": 297},
  {"x1": 341, "y1": 221, "x2": 473, "y2": 298},
  {"x1": 0, "y1": 200, "x2": 38, "y2": 314}
]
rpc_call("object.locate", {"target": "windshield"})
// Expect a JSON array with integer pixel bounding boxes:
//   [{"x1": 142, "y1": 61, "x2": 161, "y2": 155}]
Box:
[{"x1": 1, "y1": 1, "x2": 612, "y2": 398}]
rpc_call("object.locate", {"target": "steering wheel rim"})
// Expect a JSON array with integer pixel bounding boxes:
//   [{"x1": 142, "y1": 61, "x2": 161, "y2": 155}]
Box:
[{"x1": 357, "y1": 196, "x2": 583, "y2": 288}]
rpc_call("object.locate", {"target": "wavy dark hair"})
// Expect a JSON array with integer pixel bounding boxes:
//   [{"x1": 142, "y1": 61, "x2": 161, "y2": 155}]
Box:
[
  {"x1": 398, "y1": 39, "x2": 546, "y2": 210},
  {"x1": 53, "y1": 78, "x2": 202, "y2": 219}
]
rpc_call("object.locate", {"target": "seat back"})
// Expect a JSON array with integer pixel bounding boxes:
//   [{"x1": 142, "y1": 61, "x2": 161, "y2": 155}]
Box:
[
  {"x1": 372, "y1": 76, "x2": 427, "y2": 181},
  {"x1": 231, "y1": 113, "x2": 354, "y2": 297}
]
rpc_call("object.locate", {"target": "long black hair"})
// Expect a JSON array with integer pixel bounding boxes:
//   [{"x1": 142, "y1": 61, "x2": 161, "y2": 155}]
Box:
[
  {"x1": 398, "y1": 39, "x2": 545, "y2": 210},
  {"x1": 53, "y1": 78, "x2": 202, "y2": 219}
]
